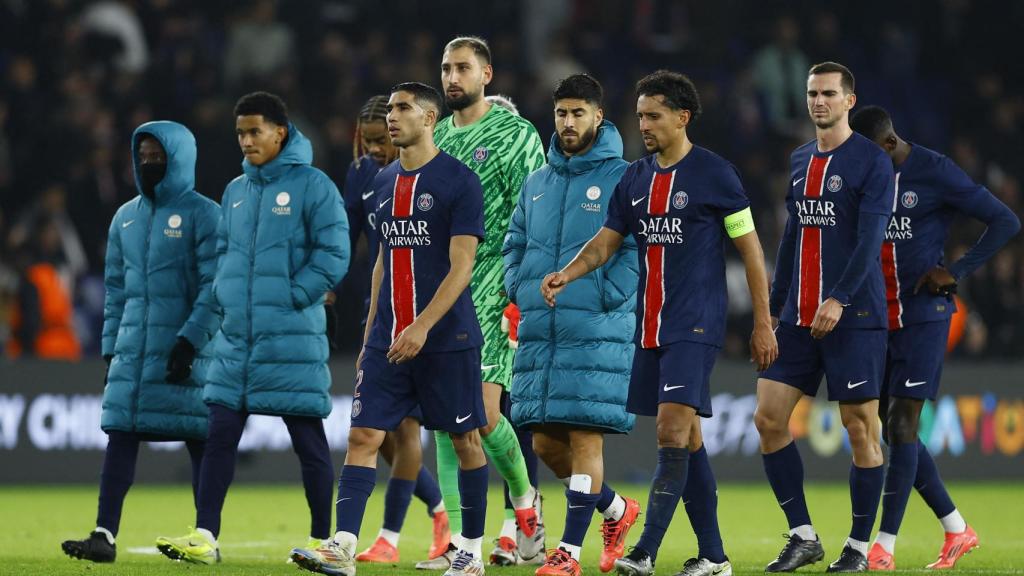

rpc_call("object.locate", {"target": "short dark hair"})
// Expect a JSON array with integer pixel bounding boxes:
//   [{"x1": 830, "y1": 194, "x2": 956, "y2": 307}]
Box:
[
  {"x1": 635, "y1": 70, "x2": 702, "y2": 120},
  {"x1": 850, "y1": 105, "x2": 893, "y2": 142},
  {"x1": 391, "y1": 82, "x2": 444, "y2": 115},
  {"x1": 553, "y1": 73, "x2": 604, "y2": 106},
  {"x1": 809, "y1": 61, "x2": 855, "y2": 94},
  {"x1": 444, "y1": 36, "x2": 491, "y2": 65},
  {"x1": 233, "y1": 91, "x2": 289, "y2": 126}
]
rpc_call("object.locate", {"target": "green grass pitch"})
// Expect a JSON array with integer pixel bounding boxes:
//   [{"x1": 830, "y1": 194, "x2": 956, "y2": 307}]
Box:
[{"x1": 1, "y1": 482, "x2": 1020, "y2": 575}]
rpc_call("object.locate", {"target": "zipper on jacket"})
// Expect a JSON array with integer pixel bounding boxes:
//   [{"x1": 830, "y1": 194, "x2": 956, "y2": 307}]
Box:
[
  {"x1": 541, "y1": 172, "x2": 572, "y2": 421},
  {"x1": 243, "y1": 177, "x2": 264, "y2": 411},
  {"x1": 132, "y1": 201, "x2": 156, "y2": 431}
]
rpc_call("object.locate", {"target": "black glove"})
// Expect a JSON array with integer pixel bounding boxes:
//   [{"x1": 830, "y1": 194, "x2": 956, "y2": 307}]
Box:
[
  {"x1": 103, "y1": 355, "x2": 113, "y2": 385},
  {"x1": 166, "y1": 337, "x2": 196, "y2": 383},
  {"x1": 325, "y1": 303, "x2": 338, "y2": 351}
]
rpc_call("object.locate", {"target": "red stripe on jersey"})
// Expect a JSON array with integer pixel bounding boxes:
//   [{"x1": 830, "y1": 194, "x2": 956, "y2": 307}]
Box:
[
  {"x1": 881, "y1": 241, "x2": 903, "y2": 330},
  {"x1": 392, "y1": 174, "x2": 418, "y2": 218},
  {"x1": 796, "y1": 155, "x2": 831, "y2": 327},
  {"x1": 390, "y1": 174, "x2": 420, "y2": 341},
  {"x1": 642, "y1": 245, "x2": 665, "y2": 348},
  {"x1": 647, "y1": 170, "x2": 675, "y2": 215},
  {"x1": 640, "y1": 171, "x2": 675, "y2": 348}
]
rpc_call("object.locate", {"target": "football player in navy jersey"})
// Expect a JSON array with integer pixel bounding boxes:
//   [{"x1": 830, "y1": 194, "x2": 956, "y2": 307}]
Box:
[
  {"x1": 755, "y1": 62, "x2": 895, "y2": 573},
  {"x1": 542, "y1": 70, "x2": 777, "y2": 576},
  {"x1": 342, "y1": 95, "x2": 451, "y2": 565},
  {"x1": 850, "y1": 105, "x2": 1019, "y2": 571},
  {"x1": 291, "y1": 82, "x2": 490, "y2": 576}
]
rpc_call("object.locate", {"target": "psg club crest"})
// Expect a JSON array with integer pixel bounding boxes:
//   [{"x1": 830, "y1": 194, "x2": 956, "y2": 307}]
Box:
[
  {"x1": 902, "y1": 190, "x2": 919, "y2": 209},
  {"x1": 586, "y1": 186, "x2": 602, "y2": 200},
  {"x1": 672, "y1": 190, "x2": 689, "y2": 210},
  {"x1": 417, "y1": 193, "x2": 434, "y2": 211},
  {"x1": 472, "y1": 146, "x2": 489, "y2": 163},
  {"x1": 827, "y1": 175, "x2": 843, "y2": 193},
  {"x1": 351, "y1": 399, "x2": 362, "y2": 418},
  {"x1": 167, "y1": 214, "x2": 182, "y2": 229}
]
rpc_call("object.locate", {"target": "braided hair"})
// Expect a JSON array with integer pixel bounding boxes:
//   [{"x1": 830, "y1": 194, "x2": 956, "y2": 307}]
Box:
[{"x1": 353, "y1": 95, "x2": 390, "y2": 161}]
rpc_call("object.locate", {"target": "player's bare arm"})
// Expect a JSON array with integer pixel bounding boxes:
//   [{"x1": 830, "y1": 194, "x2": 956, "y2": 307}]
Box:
[
  {"x1": 388, "y1": 234, "x2": 478, "y2": 364},
  {"x1": 541, "y1": 226, "x2": 624, "y2": 307},
  {"x1": 731, "y1": 228, "x2": 778, "y2": 370}
]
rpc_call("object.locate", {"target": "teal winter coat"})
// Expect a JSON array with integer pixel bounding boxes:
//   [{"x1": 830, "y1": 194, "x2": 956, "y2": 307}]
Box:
[
  {"x1": 503, "y1": 121, "x2": 638, "y2": 433},
  {"x1": 204, "y1": 124, "x2": 349, "y2": 418},
  {"x1": 101, "y1": 121, "x2": 220, "y2": 440}
]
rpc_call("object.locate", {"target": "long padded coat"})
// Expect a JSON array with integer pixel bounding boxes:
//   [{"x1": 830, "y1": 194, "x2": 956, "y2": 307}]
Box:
[
  {"x1": 503, "y1": 121, "x2": 638, "y2": 433},
  {"x1": 203, "y1": 124, "x2": 349, "y2": 418},
  {"x1": 101, "y1": 121, "x2": 220, "y2": 439}
]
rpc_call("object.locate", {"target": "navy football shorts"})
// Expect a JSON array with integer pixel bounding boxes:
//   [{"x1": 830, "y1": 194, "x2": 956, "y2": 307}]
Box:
[
  {"x1": 760, "y1": 322, "x2": 886, "y2": 401},
  {"x1": 884, "y1": 318, "x2": 950, "y2": 401},
  {"x1": 350, "y1": 346, "x2": 486, "y2": 433},
  {"x1": 627, "y1": 340, "x2": 719, "y2": 418}
]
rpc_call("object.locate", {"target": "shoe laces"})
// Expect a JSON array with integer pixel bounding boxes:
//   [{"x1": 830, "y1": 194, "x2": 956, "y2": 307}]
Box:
[
  {"x1": 681, "y1": 558, "x2": 701, "y2": 570},
  {"x1": 451, "y1": 549, "x2": 475, "y2": 571},
  {"x1": 776, "y1": 533, "x2": 800, "y2": 560},
  {"x1": 601, "y1": 517, "x2": 623, "y2": 547},
  {"x1": 545, "y1": 548, "x2": 571, "y2": 566}
]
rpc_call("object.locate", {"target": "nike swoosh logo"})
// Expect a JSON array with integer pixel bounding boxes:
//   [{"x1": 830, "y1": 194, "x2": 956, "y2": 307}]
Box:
[
  {"x1": 663, "y1": 384, "x2": 686, "y2": 391},
  {"x1": 847, "y1": 380, "x2": 868, "y2": 389},
  {"x1": 362, "y1": 190, "x2": 375, "y2": 200},
  {"x1": 122, "y1": 220, "x2": 134, "y2": 228},
  {"x1": 335, "y1": 497, "x2": 351, "y2": 504},
  {"x1": 882, "y1": 491, "x2": 896, "y2": 496},
  {"x1": 792, "y1": 177, "x2": 805, "y2": 187},
  {"x1": 905, "y1": 379, "x2": 927, "y2": 388},
  {"x1": 653, "y1": 490, "x2": 674, "y2": 496},
  {"x1": 853, "y1": 513, "x2": 871, "y2": 518},
  {"x1": 379, "y1": 198, "x2": 392, "y2": 209},
  {"x1": 632, "y1": 196, "x2": 647, "y2": 207},
  {"x1": 460, "y1": 505, "x2": 472, "y2": 510},
  {"x1": 532, "y1": 193, "x2": 545, "y2": 201},
  {"x1": 778, "y1": 497, "x2": 794, "y2": 506},
  {"x1": 712, "y1": 567, "x2": 728, "y2": 576},
  {"x1": 481, "y1": 364, "x2": 498, "y2": 370},
  {"x1": 568, "y1": 504, "x2": 587, "y2": 509},
  {"x1": 456, "y1": 413, "x2": 472, "y2": 424},
  {"x1": 232, "y1": 200, "x2": 244, "y2": 208}
]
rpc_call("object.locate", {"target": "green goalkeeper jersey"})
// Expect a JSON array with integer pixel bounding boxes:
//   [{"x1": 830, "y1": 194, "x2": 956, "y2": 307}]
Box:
[{"x1": 434, "y1": 103, "x2": 546, "y2": 311}]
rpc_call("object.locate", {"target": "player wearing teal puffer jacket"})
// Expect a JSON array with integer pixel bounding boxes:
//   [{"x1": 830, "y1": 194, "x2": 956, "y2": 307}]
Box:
[
  {"x1": 62, "y1": 120, "x2": 219, "y2": 564},
  {"x1": 157, "y1": 93, "x2": 349, "y2": 565},
  {"x1": 502, "y1": 75, "x2": 643, "y2": 574}
]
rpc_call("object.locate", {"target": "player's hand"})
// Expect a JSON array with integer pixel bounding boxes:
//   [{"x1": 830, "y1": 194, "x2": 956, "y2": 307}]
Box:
[
  {"x1": 809, "y1": 297, "x2": 844, "y2": 339},
  {"x1": 387, "y1": 321, "x2": 428, "y2": 364},
  {"x1": 501, "y1": 303, "x2": 520, "y2": 349},
  {"x1": 541, "y1": 272, "x2": 571, "y2": 307},
  {"x1": 914, "y1": 266, "x2": 957, "y2": 299},
  {"x1": 165, "y1": 337, "x2": 196, "y2": 383},
  {"x1": 750, "y1": 322, "x2": 779, "y2": 371}
]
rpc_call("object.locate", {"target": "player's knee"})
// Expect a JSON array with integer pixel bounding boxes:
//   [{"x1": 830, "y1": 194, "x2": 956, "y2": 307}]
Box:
[
  {"x1": 450, "y1": 430, "x2": 482, "y2": 456},
  {"x1": 887, "y1": 403, "x2": 920, "y2": 445},
  {"x1": 347, "y1": 426, "x2": 384, "y2": 455},
  {"x1": 754, "y1": 406, "x2": 786, "y2": 438},
  {"x1": 531, "y1": 435, "x2": 561, "y2": 463},
  {"x1": 655, "y1": 420, "x2": 688, "y2": 448},
  {"x1": 843, "y1": 414, "x2": 876, "y2": 449}
]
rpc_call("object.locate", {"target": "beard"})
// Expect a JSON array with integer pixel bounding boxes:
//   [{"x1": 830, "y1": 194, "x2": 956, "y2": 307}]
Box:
[
  {"x1": 559, "y1": 125, "x2": 597, "y2": 154},
  {"x1": 445, "y1": 86, "x2": 482, "y2": 111}
]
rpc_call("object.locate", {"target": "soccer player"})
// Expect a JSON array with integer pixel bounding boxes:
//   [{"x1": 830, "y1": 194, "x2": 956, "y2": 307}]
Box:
[
  {"x1": 289, "y1": 82, "x2": 490, "y2": 576},
  {"x1": 343, "y1": 95, "x2": 451, "y2": 563},
  {"x1": 755, "y1": 62, "x2": 895, "y2": 573},
  {"x1": 503, "y1": 74, "x2": 641, "y2": 576},
  {"x1": 156, "y1": 92, "x2": 349, "y2": 564},
  {"x1": 61, "y1": 121, "x2": 219, "y2": 563},
  {"x1": 421, "y1": 35, "x2": 547, "y2": 569},
  {"x1": 850, "y1": 105, "x2": 1020, "y2": 570},
  {"x1": 542, "y1": 70, "x2": 778, "y2": 576}
]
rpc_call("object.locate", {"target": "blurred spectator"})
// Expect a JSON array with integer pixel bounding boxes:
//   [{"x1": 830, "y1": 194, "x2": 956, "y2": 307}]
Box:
[
  {"x1": 6, "y1": 214, "x2": 82, "y2": 360},
  {"x1": 224, "y1": 0, "x2": 296, "y2": 90},
  {"x1": 751, "y1": 16, "x2": 811, "y2": 141}
]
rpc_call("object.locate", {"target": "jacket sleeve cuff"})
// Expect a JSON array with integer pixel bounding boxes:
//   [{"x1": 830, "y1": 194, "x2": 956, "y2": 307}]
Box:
[
  {"x1": 827, "y1": 290, "x2": 851, "y2": 306},
  {"x1": 177, "y1": 323, "x2": 208, "y2": 351},
  {"x1": 291, "y1": 283, "x2": 313, "y2": 309},
  {"x1": 101, "y1": 337, "x2": 116, "y2": 358}
]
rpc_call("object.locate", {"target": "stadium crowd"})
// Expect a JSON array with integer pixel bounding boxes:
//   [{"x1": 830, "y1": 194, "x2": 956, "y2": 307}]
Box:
[{"x1": 1, "y1": 0, "x2": 1022, "y2": 361}]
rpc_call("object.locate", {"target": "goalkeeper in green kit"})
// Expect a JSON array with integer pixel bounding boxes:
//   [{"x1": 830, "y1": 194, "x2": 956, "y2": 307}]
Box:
[{"x1": 415, "y1": 36, "x2": 547, "y2": 570}]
